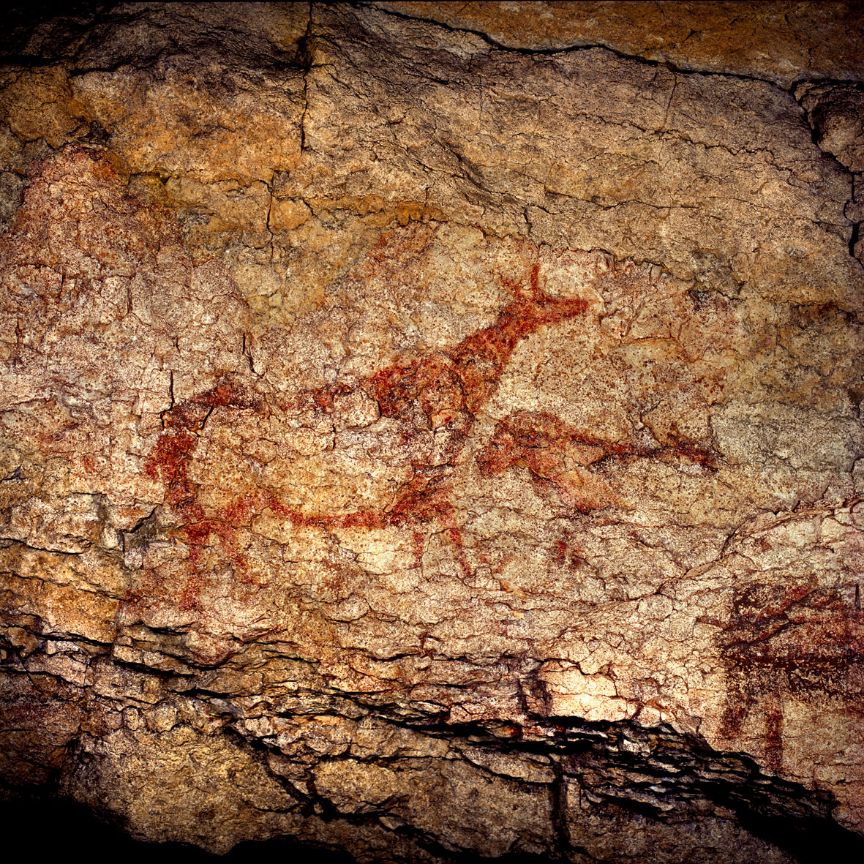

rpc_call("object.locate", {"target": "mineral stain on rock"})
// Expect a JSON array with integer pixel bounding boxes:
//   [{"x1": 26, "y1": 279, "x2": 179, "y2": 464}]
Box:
[{"x1": 1, "y1": 3, "x2": 864, "y2": 862}]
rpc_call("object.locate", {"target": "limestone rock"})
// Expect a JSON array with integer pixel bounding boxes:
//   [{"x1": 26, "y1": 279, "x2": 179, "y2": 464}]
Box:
[{"x1": 1, "y1": 3, "x2": 863, "y2": 861}]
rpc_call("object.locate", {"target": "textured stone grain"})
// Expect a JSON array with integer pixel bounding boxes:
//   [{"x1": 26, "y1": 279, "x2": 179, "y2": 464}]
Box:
[{"x1": 1, "y1": 3, "x2": 863, "y2": 862}]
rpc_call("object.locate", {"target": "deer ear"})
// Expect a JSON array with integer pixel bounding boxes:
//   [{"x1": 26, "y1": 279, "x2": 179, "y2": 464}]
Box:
[{"x1": 529, "y1": 262, "x2": 542, "y2": 297}]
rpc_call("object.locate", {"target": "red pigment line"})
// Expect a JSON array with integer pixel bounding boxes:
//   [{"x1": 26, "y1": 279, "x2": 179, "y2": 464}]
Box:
[
  {"x1": 258, "y1": 266, "x2": 588, "y2": 575},
  {"x1": 529, "y1": 262, "x2": 541, "y2": 296},
  {"x1": 260, "y1": 471, "x2": 452, "y2": 532},
  {"x1": 223, "y1": 480, "x2": 473, "y2": 575},
  {"x1": 448, "y1": 524, "x2": 473, "y2": 580},
  {"x1": 145, "y1": 382, "x2": 259, "y2": 501},
  {"x1": 411, "y1": 530, "x2": 425, "y2": 570},
  {"x1": 143, "y1": 383, "x2": 261, "y2": 608},
  {"x1": 764, "y1": 704, "x2": 784, "y2": 772},
  {"x1": 370, "y1": 264, "x2": 589, "y2": 422},
  {"x1": 145, "y1": 266, "x2": 590, "y2": 599}
]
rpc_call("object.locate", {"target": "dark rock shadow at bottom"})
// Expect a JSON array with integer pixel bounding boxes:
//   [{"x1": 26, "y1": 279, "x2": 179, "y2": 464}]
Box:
[
  {"x1": 3, "y1": 790, "x2": 864, "y2": 863},
  {"x1": 733, "y1": 807, "x2": 864, "y2": 864},
  {"x1": 0, "y1": 796, "x2": 352, "y2": 864}
]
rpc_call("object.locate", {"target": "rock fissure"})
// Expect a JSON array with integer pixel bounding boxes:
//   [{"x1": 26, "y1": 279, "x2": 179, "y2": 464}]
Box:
[{"x1": 2, "y1": 2, "x2": 863, "y2": 861}]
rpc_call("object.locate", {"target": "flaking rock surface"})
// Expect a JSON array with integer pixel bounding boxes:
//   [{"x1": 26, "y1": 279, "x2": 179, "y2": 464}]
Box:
[{"x1": 1, "y1": 3, "x2": 863, "y2": 862}]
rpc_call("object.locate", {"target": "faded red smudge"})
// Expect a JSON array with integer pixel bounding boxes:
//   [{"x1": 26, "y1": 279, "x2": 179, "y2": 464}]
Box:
[
  {"x1": 145, "y1": 429, "x2": 197, "y2": 506},
  {"x1": 411, "y1": 530, "x2": 425, "y2": 570},
  {"x1": 553, "y1": 539, "x2": 569, "y2": 568},
  {"x1": 476, "y1": 409, "x2": 715, "y2": 513}
]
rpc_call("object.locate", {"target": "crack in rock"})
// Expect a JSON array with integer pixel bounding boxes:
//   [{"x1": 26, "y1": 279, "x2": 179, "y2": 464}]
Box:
[{"x1": 1, "y1": 3, "x2": 863, "y2": 862}]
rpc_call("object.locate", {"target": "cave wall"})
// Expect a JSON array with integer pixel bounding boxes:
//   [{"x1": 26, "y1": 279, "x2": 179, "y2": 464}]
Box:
[{"x1": 1, "y1": 3, "x2": 863, "y2": 861}]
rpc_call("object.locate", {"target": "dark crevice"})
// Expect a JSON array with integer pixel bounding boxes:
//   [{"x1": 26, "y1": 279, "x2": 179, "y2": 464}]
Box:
[
  {"x1": 3, "y1": 3, "x2": 864, "y2": 862},
  {"x1": 549, "y1": 759, "x2": 578, "y2": 861},
  {"x1": 850, "y1": 220, "x2": 861, "y2": 259},
  {"x1": 298, "y1": 2, "x2": 315, "y2": 151},
  {"x1": 0, "y1": 795, "x2": 356, "y2": 863},
  {"x1": 362, "y1": 2, "x2": 862, "y2": 94},
  {"x1": 8, "y1": 625, "x2": 864, "y2": 863},
  {"x1": 221, "y1": 700, "x2": 864, "y2": 863}
]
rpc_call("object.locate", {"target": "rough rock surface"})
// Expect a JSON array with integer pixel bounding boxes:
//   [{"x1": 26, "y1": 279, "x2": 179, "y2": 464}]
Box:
[{"x1": 1, "y1": 3, "x2": 863, "y2": 861}]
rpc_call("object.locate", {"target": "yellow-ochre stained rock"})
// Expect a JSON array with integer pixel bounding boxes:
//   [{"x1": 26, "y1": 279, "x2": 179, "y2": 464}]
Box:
[{"x1": 1, "y1": 3, "x2": 863, "y2": 862}]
